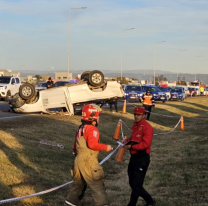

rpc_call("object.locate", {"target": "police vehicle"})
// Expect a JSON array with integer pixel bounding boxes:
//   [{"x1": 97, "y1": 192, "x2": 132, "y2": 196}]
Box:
[
  {"x1": 124, "y1": 85, "x2": 143, "y2": 101},
  {"x1": 169, "y1": 87, "x2": 185, "y2": 101},
  {"x1": 142, "y1": 86, "x2": 168, "y2": 103},
  {"x1": 157, "y1": 87, "x2": 171, "y2": 100}
]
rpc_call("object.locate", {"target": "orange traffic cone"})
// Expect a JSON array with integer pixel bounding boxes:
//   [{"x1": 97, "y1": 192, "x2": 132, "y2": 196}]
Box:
[
  {"x1": 115, "y1": 136, "x2": 127, "y2": 162},
  {"x1": 122, "y1": 100, "x2": 127, "y2": 114},
  {"x1": 115, "y1": 146, "x2": 125, "y2": 162},
  {"x1": 181, "y1": 116, "x2": 185, "y2": 130},
  {"x1": 113, "y1": 119, "x2": 121, "y2": 140}
]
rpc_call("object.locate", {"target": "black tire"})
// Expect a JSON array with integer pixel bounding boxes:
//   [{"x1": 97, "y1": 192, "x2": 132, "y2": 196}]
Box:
[
  {"x1": 81, "y1": 71, "x2": 91, "y2": 81},
  {"x1": 19, "y1": 83, "x2": 36, "y2": 100},
  {"x1": 88, "y1": 70, "x2": 104, "y2": 87},
  {"x1": 5, "y1": 91, "x2": 11, "y2": 102},
  {"x1": 162, "y1": 100, "x2": 166, "y2": 103}
]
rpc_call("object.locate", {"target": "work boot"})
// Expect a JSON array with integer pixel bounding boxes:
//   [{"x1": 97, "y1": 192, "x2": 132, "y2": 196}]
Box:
[
  {"x1": 64, "y1": 199, "x2": 77, "y2": 206},
  {"x1": 144, "y1": 199, "x2": 157, "y2": 206}
]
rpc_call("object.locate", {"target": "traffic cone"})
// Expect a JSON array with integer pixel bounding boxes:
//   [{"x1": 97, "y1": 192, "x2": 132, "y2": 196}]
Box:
[
  {"x1": 115, "y1": 136, "x2": 127, "y2": 162},
  {"x1": 122, "y1": 100, "x2": 127, "y2": 114},
  {"x1": 113, "y1": 119, "x2": 121, "y2": 140},
  {"x1": 191, "y1": 93, "x2": 192, "y2": 98},
  {"x1": 181, "y1": 116, "x2": 185, "y2": 131}
]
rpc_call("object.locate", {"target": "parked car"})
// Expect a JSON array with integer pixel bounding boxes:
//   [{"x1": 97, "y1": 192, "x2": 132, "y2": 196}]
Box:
[
  {"x1": 157, "y1": 87, "x2": 171, "y2": 100},
  {"x1": 176, "y1": 86, "x2": 189, "y2": 98},
  {"x1": 9, "y1": 70, "x2": 124, "y2": 115},
  {"x1": 0, "y1": 76, "x2": 21, "y2": 101},
  {"x1": 142, "y1": 86, "x2": 168, "y2": 103},
  {"x1": 35, "y1": 82, "x2": 47, "y2": 91},
  {"x1": 54, "y1": 81, "x2": 71, "y2": 87},
  {"x1": 188, "y1": 87, "x2": 197, "y2": 96},
  {"x1": 204, "y1": 87, "x2": 208, "y2": 96},
  {"x1": 123, "y1": 85, "x2": 143, "y2": 101},
  {"x1": 169, "y1": 87, "x2": 185, "y2": 101}
]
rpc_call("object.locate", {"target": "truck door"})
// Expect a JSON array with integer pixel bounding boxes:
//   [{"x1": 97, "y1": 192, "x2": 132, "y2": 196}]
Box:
[
  {"x1": 10, "y1": 78, "x2": 16, "y2": 95},
  {"x1": 15, "y1": 78, "x2": 20, "y2": 94}
]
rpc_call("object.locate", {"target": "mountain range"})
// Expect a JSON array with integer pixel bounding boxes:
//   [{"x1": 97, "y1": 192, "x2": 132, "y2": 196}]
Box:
[{"x1": 18, "y1": 69, "x2": 207, "y2": 83}]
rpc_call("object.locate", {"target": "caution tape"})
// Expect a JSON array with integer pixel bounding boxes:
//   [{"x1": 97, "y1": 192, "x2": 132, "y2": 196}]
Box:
[
  {"x1": 126, "y1": 100, "x2": 181, "y2": 118},
  {"x1": 122, "y1": 117, "x2": 182, "y2": 136},
  {"x1": 0, "y1": 181, "x2": 73, "y2": 204},
  {"x1": 153, "y1": 117, "x2": 181, "y2": 136},
  {"x1": 39, "y1": 141, "x2": 64, "y2": 149},
  {"x1": 0, "y1": 144, "x2": 120, "y2": 204}
]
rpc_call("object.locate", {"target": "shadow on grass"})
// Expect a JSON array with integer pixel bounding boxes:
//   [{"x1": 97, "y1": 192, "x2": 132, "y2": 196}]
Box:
[
  {"x1": 0, "y1": 98, "x2": 207, "y2": 206},
  {"x1": 0, "y1": 105, "x2": 180, "y2": 206}
]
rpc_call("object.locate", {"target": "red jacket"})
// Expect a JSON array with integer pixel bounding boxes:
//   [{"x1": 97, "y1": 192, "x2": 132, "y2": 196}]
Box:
[
  {"x1": 126, "y1": 119, "x2": 154, "y2": 154},
  {"x1": 73, "y1": 125, "x2": 108, "y2": 156}
]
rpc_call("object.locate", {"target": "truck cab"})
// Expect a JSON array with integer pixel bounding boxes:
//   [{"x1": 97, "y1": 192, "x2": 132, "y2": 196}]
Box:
[
  {"x1": 123, "y1": 85, "x2": 143, "y2": 101},
  {"x1": 0, "y1": 76, "x2": 21, "y2": 101}
]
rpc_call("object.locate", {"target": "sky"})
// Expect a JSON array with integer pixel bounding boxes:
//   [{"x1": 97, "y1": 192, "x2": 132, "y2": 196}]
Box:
[{"x1": 0, "y1": 0, "x2": 208, "y2": 75}]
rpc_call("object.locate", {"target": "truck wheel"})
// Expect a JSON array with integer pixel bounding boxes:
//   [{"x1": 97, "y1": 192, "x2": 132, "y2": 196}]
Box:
[
  {"x1": 162, "y1": 100, "x2": 166, "y2": 103},
  {"x1": 5, "y1": 91, "x2": 11, "y2": 102},
  {"x1": 81, "y1": 71, "x2": 91, "y2": 81},
  {"x1": 88, "y1": 70, "x2": 104, "y2": 87},
  {"x1": 19, "y1": 83, "x2": 35, "y2": 100}
]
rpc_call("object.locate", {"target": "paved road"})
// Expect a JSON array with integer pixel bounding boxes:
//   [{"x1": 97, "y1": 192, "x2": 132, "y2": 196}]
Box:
[
  {"x1": 0, "y1": 101, "x2": 10, "y2": 111},
  {"x1": 0, "y1": 101, "x2": 31, "y2": 120}
]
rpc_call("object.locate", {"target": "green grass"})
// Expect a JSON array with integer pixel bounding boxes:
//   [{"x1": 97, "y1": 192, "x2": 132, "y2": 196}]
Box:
[{"x1": 0, "y1": 96, "x2": 208, "y2": 205}]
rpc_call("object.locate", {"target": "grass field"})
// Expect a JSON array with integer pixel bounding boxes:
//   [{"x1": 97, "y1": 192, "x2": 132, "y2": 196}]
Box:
[{"x1": 0, "y1": 97, "x2": 208, "y2": 206}]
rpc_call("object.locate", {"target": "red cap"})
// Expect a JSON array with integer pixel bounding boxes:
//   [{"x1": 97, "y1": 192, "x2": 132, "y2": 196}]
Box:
[{"x1": 134, "y1": 107, "x2": 145, "y2": 115}]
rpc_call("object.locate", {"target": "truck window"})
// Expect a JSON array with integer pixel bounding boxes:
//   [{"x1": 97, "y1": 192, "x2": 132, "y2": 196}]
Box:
[
  {"x1": 11, "y1": 78, "x2": 15, "y2": 84},
  {"x1": 0, "y1": 77, "x2": 11, "y2": 84},
  {"x1": 15, "y1": 78, "x2": 20, "y2": 84}
]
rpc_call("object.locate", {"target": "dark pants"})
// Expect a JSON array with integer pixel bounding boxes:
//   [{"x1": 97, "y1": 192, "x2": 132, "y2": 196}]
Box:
[
  {"x1": 144, "y1": 105, "x2": 152, "y2": 120},
  {"x1": 109, "y1": 102, "x2": 118, "y2": 112},
  {"x1": 127, "y1": 153, "x2": 154, "y2": 206}
]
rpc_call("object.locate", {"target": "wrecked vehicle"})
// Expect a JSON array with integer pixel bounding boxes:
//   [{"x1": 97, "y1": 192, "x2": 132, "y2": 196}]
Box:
[{"x1": 9, "y1": 70, "x2": 124, "y2": 115}]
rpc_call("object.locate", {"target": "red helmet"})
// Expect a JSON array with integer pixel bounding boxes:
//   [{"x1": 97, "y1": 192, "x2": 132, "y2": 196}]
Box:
[{"x1": 82, "y1": 104, "x2": 102, "y2": 121}]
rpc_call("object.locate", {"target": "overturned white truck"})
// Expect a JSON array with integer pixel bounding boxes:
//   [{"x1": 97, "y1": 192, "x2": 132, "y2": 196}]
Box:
[{"x1": 9, "y1": 70, "x2": 124, "y2": 115}]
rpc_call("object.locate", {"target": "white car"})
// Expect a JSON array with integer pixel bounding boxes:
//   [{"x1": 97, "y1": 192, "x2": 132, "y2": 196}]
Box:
[
  {"x1": 0, "y1": 76, "x2": 21, "y2": 101},
  {"x1": 9, "y1": 70, "x2": 124, "y2": 115}
]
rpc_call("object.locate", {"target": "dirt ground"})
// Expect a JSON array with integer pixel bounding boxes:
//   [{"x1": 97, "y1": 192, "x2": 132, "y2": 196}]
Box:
[{"x1": 0, "y1": 97, "x2": 208, "y2": 206}]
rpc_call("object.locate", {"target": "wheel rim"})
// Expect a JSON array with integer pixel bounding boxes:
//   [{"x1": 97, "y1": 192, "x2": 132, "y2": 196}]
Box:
[
  {"x1": 91, "y1": 73, "x2": 102, "y2": 84},
  {"x1": 22, "y1": 86, "x2": 32, "y2": 97}
]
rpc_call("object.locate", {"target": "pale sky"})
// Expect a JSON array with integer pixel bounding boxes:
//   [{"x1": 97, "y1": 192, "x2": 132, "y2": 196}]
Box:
[{"x1": 0, "y1": 0, "x2": 208, "y2": 74}]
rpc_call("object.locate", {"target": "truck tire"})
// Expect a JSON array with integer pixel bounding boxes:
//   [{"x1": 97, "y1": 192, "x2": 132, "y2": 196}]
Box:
[
  {"x1": 88, "y1": 70, "x2": 104, "y2": 87},
  {"x1": 19, "y1": 83, "x2": 36, "y2": 100},
  {"x1": 5, "y1": 90, "x2": 11, "y2": 102},
  {"x1": 162, "y1": 100, "x2": 166, "y2": 103},
  {"x1": 81, "y1": 71, "x2": 91, "y2": 82}
]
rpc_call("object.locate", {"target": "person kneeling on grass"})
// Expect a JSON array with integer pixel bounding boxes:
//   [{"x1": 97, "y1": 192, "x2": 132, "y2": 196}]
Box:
[{"x1": 64, "y1": 104, "x2": 113, "y2": 206}]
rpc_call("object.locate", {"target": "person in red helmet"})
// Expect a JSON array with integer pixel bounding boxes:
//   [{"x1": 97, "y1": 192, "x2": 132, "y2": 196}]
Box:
[
  {"x1": 64, "y1": 104, "x2": 113, "y2": 206},
  {"x1": 122, "y1": 107, "x2": 156, "y2": 206}
]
